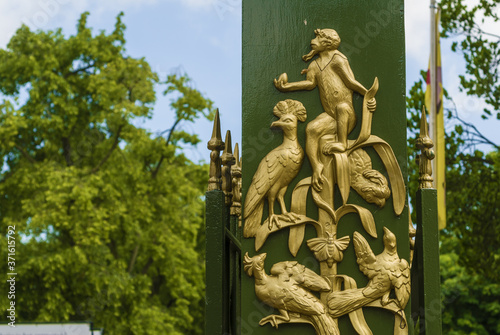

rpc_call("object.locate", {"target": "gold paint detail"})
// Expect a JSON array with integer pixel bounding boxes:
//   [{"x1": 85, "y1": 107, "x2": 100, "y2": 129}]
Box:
[
  {"x1": 244, "y1": 229, "x2": 409, "y2": 335},
  {"x1": 243, "y1": 252, "x2": 340, "y2": 335},
  {"x1": 409, "y1": 211, "x2": 416, "y2": 267},
  {"x1": 327, "y1": 228, "x2": 410, "y2": 317},
  {"x1": 207, "y1": 109, "x2": 224, "y2": 191},
  {"x1": 416, "y1": 107, "x2": 435, "y2": 189},
  {"x1": 221, "y1": 130, "x2": 236, "y2": 205},
  {"x1": 243, "y1": 99, "x2": 307, "y2": 238},
  {"x1": 349, "y1": 148, "x2": 391, "y2": 207},
  {"x1": 243, "y1": 29, "x2": 410, "y2": 334},
  {"x1": 307, "y1": 232, "x2": 350, "y2": 268},
  {"x1": 274, "y1": 28, "x2": 405, "y2": 215},
  {"x1": 231, "y1": 143, "x2": 243, "y2": 226}
]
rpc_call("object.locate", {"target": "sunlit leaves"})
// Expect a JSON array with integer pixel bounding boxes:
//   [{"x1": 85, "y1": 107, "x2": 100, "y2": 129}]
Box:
[
  {"x1": 439, "y1": 0, "x2": 500, "y2": 119},
  {"x1": 0, "y1": 12, "x2": 210, "y2": 335}
]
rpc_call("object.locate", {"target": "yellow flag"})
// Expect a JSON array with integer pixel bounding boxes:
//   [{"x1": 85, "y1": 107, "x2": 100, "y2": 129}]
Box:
[{"x1": 425, "y1": 11, "x2": 446, "y2": 230}]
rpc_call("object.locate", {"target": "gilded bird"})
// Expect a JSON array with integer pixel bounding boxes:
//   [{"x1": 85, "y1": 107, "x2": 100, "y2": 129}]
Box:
[
  {"x1": 269, "y1": 260, "x2": 331, "y2": 292},
  {"x1": 243, "y1": 99, "x2": 307, "y2": 238},
  {"x1": 327, "y1": 227, "x2": 410, "y2": 318},
  {"x1": 349, "y1": 148, "x2": 390, "y2": 207},
  {"x1": 243, "y1": 252, "x2": 338, "y2": 334}
]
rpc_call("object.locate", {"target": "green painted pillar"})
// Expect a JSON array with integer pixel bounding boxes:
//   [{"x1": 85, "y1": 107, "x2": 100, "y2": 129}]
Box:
[
  {"x1": 205, "y1": 190, "x2": 228, "y2": 334},
  {"x1": 414, "y1": 189, "x2": 442, "y2": 334},
  {"x1": 242, "y1": 1, "x2": 411, "y2": 334}
]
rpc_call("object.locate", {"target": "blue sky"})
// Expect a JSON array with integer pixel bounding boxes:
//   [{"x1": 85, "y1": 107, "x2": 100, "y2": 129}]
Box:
[{"x1": 0, "y1": 0, "x2": 498, "y2": 162}]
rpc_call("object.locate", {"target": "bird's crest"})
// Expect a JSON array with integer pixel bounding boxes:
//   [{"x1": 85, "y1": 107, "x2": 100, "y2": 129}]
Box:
[
  {"x1": 243, "y1": 252, "x2": 254, "y2": 276},
  {"x1": 273, "y1": 99, "x2": 307, "y2": 122},
  {"x1": 243, "y1": 252, "x2": 267, "y2": 276}
]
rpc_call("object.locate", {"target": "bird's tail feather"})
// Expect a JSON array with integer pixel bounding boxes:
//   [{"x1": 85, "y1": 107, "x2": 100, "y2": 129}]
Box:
[
  {"x1": 243, "y1": 200, "x2": 264, "y2": 238},
  {"x1": 310, "y1": 314, "x2": 339, "y2": 335},
  {"x1": 327, "y1": 289, "x2": 374, "y2": 318}
]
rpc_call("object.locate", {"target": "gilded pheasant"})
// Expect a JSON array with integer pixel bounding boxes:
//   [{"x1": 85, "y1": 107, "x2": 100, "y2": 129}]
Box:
[
  {"x1": 349, "y1": 148, "x2": 390, "y2": 207},
  {"x1": 243, "y1": 99, "x2": 307, "y2": 238},
  {"x1": 243, "y1": 252, "x2": 338, "y2": 334},
  {"x1": 327, "y1": 227, "x2": 410, "y2": 317}
]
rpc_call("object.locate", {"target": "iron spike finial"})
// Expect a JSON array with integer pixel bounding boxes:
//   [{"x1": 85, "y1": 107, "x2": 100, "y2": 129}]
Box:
[
  {"x1": 416, "y1": 107, "x2": 435, "y2": 189},
  {"x1": 207, "y1": 109, "x2": 224, "y2": 191},
  {"x1": 231, "y1": 143, "x2": 242, "y2": 226},
  {"x1": 208, "y1": 109, "x2": 223, "y2": 150},
  {"x1": 234, "y1": 142, "x2": 241, "y2": 169},
  {"x1": 221, "y1": 130, "x2": 236, "y2": 205}
]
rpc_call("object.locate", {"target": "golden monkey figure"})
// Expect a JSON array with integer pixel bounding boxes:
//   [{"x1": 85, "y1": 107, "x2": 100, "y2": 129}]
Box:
[{"x1": 274, "y1": 28, "x2": 376, "y2": 192}]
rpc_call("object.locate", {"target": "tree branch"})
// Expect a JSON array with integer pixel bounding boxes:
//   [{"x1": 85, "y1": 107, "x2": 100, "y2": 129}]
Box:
[
  {"x1": 88, "y1": 125, "x2": 123, "y2": 175},
  {"x1": 128, "y1": 245, "x2": 140, "y2": 274},
  {"x1": 463, "y1": 156, "x2": 495, "y2": 165},
  {"x1": 472, "y1": 24, "x2": 500, "y2": 40},
  {"x1": 61, "y1": 137, "x2": 74, "y2": 166},
  {"x1": 454, "y1": 113, "x2": 499, "y2": 150},
  {"x1": 15, "y1": 144, "x2": 36, "y2": 164},
  {"x1": 448, "y1": 99, "x2": 500, "y2": 151},
  {"x1": 65, "y1": 62, "x2": 96, "y2": 77},
  {"x1": 141, "y1": 257, "x2": 154, "y2": 275},
  {"x1": 151, "y1": 117, "x2": 182, "y2": 178}
]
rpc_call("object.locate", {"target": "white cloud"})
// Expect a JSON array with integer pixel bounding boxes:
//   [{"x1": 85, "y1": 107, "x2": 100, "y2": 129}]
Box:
[{"x1": 405, "y1": 0, "x2": 430, "y2": 68}]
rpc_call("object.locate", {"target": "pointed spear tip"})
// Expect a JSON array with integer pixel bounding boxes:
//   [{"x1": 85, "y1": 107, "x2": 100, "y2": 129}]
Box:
[
  {"x1": 208, "y1": 109, "x2": 224, "y2": 150},
  {"x1": 224, "y1": 130, "x2": 233, "y2": 155},
  {"x1": 221, "y1": 130, "x2": 235, "y2": 166},
  {"x1": 234, "y1": 143, "x2": 240, "y2": 166},
  {"x1": 213, "y1": 109, "x2": 222, "y2": 139},
  {"x1": 420, "y1": 106, "x2": 429, "y2": 137}
]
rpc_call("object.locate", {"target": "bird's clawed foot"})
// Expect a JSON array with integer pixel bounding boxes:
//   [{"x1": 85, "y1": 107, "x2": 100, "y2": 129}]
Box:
[
  {"x1": 267, "y1": 212, "x2": 302, "y2": 231},
  {"x1": 259, "y1": 314, "x2": 290, "y2": 328},
  {"x1": 322, "y1": 141, "x2": 346, "y2": 155},
  {"x1": 268, "y1": 214, "x2": 282, "y2": 230},
  {"x1": 380, "y1": 292, "x2": 397, "y2": 307},
  {"x1": 283, "y1": 211, "x2": 302, "y2": 223}
]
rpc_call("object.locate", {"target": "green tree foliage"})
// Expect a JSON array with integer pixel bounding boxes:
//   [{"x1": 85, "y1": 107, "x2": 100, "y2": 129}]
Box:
[
  {"x1": 407, "y1": 1, "x2": 500, "y2": 333},
  {"x1": 440, "y1": 0, "x2": 500, "y2": 119},
  {"x1": 0, "y1": 13, "x2": 214, "y2": 334},
  {"x1": 440, "y1": 236, "x2": 500, "y2": 335}
]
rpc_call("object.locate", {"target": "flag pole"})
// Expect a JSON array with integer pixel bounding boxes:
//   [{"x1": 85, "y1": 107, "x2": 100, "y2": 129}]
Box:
[{"x1": 430, "y1": 0, "x2": 437, "y2": 186}]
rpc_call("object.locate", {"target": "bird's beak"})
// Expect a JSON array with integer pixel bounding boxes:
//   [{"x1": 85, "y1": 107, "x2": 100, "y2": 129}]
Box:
[
  {"x1": 260, "y1": 253, "x2": 267, "y2": 261},
  {"x1": 270, "y1": 120, "x2": 283, "y2": 129},
  {"x1": 383, "y1": 227, "x2": 390, "y2": 235}
]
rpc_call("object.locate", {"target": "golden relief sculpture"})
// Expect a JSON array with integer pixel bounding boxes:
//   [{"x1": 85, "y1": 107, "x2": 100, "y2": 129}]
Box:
[
  {"x1": 327, "y1": 228, "x2": 410, "y2": 316},
  {"x1": 243, "y1": 99, "x2": 308, "y2": 237},
  {"x1": 349, "y1": 148, "x2": 391, "y2": 207},
  {"x1": 244, "y1": 252, "x2": 339, "y2": 335},
  {"x1": 243, "y1": 28, "x2": 409, "y2": 334}
]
